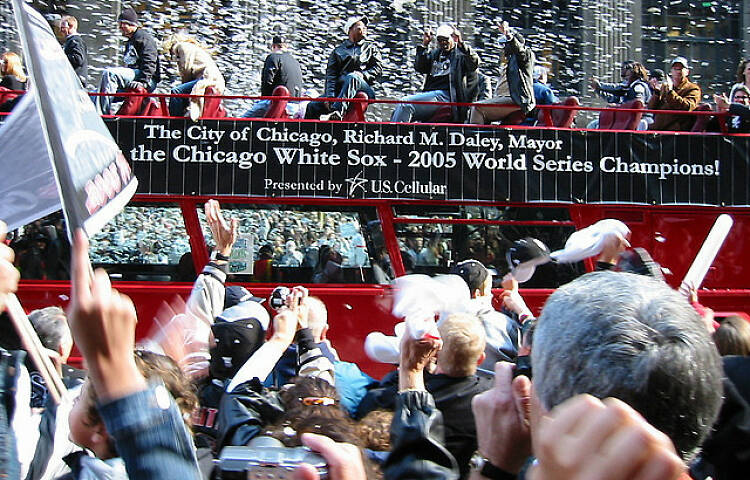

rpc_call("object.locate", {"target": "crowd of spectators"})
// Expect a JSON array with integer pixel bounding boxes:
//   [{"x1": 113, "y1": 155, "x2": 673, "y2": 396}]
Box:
[{"x1": 0, "y1": 200, "x2": 749, "y2": 480}]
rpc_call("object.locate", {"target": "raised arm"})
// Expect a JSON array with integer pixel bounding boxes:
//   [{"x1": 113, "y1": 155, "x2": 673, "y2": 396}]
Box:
[{"x1": 67, "y1": 231, "x2": 200, "y2": 480}]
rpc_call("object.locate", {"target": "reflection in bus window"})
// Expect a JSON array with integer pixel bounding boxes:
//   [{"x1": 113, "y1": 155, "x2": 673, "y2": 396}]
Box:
[
  {"x1": 88, "y1": 204, "x2": 192, "y2": 282},
  {"x1": 395, "y1": 215, "x2": 585, "y2": 288},
  {"x1": 197, "y1": 204, "x2": 392, "y2": 284},
  {"x1": 10, "y1": 211, "x2": 70, "y2": 280}
]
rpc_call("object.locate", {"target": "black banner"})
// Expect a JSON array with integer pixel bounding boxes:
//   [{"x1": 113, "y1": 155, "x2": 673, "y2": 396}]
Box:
[{"x1": 106, "y1": 118, "x2": 750, "y2": 206}]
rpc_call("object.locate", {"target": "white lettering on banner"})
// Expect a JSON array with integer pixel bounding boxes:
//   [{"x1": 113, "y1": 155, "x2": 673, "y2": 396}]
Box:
[
  {"x1": 508, "y1": 134, "x2": 564, "y2": 152},
  {"x1": 448, "y1": 131, "x2": 505, "y2": 152},
  {"x1": 172, "y1": 145, "x2": 266, "y2": 169},
  {"x1": 462, "y1": 152, "x2": 528, "y2": 170},
  {"x1": 273, "y1": 147, "x2": 341, "y2": 165},
  {"x1": 600, "y1": 157, "x2": 720, "y2": 180},
  {"x1": 532, "y1": 155, "x2": 594, "y2": 173},
  {"x1": 130, "y1": 124, "x2": 725, "y2": 187},
  {"x1": 342, "y1": 129, "x2": 416, "y2": 145},
  {"x1": 257, "y1": 126, "x2": 336, "y2": 147}
]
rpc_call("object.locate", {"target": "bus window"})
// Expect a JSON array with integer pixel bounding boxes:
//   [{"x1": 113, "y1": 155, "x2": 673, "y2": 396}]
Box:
[
  {"x1": 197, "y1": 204, "x2": 392, "y2": 284},
  {"x1": 9, "y1": 211, "x2": 70, "y2": 280},
  {"x1": 394, "y1": 205, "x2": 584, "y2": 288},
  {"x1": 88, "y1": 204, "x2": 193, "y2": 282}
]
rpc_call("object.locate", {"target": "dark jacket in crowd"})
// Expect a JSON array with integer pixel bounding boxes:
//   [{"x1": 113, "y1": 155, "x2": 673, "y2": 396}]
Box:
[
  {"x1": 416, "y1": 42, "x2": 480, "y2": 122},
  {"x1": 502, "y1": 32, "x2": 535, "y2": 115},
  {"x1": 215, "y1": 378, "x2": 285, "y2": 452},
  {"x1": 123, "y1": 28, "x2": 161, "y2": 87},
  {"x1": 261, "y1": 50, "x2": 303, "y2": 97},
  {"x1": 595, "y1": 78, "x2": 651, "y2": 105},
  {"x1": 727, "y1": 102, "x2": 750, "y2": 133},
  {"x1": 383, "y1": 391, "x2": 458, "y2": 480},
  {"x1": 358, "y1": 370, "x2": 492, "y2": 479},
  {"x1": 692, "y1": 355, "x2": 750, "y2": 480},
  {"x1": 324, "y1": 39, "x2": 383, "y2": 98},
  {"x1": 0, "y1": 349, "x2": 23, "y2": 479},
  {"x1": 63, "y1": 34, "x2": 88, "y2": 85},
  {"x1": 0, "y1": 75, "x2": 26, "y2": 91},
  {"x1": 0, "y1": 75, "x2": 26, "y2": 112}
]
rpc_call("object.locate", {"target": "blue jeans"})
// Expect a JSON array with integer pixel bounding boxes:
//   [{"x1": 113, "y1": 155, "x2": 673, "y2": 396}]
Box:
[
  {"x1": 331, "y1": 73, "x2": 376, "y2": 113},
  {"x1": 97, "y1": 67, "x2": 156, "y2": 114},
  {"x1": 391, "y1": 90, "x2": 450, "y2": 123},
  {"x1": 241, "y1": 99, "x2": 302, "y2": 118},
  {"x1": 241, "y1": 99, "x2": 271, "y2": 118},
  {"x1": 168, "y1": 79, "x2": 199, "y2": 117}
]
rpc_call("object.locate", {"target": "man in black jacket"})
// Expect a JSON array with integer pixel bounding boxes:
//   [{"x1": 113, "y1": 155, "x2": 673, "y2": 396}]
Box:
[
  {"x1": 305, "y1": 16, "x2": 382, "y2": 120},
  {"x1": 96, "y1": 6, "x2": 160, "y2": 114},
  {"x1": 468, "y1": 21, "x2": 535, "y2": 124},
  {"x1": 391, "y1": 24, "x2": 480, "y2": 123},
  {"x1": 241, "y1": 35, "x2": 304, "y2": 118},
  {"x1": 357, "y1": 313, "x2": 492, "y2": 479},
  {"x1": 59, "y1": 15, "x2": 88, "y2": 86}
]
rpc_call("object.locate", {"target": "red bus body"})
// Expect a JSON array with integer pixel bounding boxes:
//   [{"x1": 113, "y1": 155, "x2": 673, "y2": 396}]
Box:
[{"x1": 13, "y1": 110, "x2": 750, "y2": 378}]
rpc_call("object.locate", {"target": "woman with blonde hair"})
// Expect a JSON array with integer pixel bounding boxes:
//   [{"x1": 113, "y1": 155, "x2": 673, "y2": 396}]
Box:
[
  {"x1": 161, "y1": 33, "x2": 225, "y2": 120},
  {"x1": 1, "y1": 52, "x2": 28, "y2": 91},
  {"x1": 0, "y1": 52, "x2": 28, "y2": 112}
]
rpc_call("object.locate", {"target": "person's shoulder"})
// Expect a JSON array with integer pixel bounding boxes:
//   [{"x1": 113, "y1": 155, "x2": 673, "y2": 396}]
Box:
[{"x1": 134, "y1": 27, "x2": 157, "y2": 42}]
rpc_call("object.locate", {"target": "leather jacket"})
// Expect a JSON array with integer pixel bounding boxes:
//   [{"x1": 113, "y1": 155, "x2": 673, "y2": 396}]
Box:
[
  {"x1": 324, "y1": 39, "x2": 383, "y2": 98},
  {"x1": 383, "y1": 391, "x2": 459, "y2": 480},
  {"x1": 416, "y1": 43, "x2": 480, "y2": 123},
  {"x1": 502, "y1": 32, "x2": 535, "y2": 115}
]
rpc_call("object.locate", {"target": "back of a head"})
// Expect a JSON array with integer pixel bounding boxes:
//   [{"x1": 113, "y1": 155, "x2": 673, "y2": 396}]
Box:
[
  {"x1": 305, "y1": 296, "x2": 328, "y2": 342},
  {"x1": 713, "y1": 315, "x2": 750, "y2": 356},
  {"x1": 275, "y1": 377, "x2": 360, "y2": 446},
  {"x1": 437, "y1": 313, "x2": 486, "y2": 377},
  {"x1": 28, "y1": 306, "x2": 69, "y2": 353},
  {"x1": 532, "y1": 271, "x2": 723, "y2": 462},
  {"x1": 134, "y1": 350, "x2": 198, "y2": 426}
]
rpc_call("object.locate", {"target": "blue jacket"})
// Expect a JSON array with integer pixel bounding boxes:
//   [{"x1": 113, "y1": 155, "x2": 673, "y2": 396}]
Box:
[{"x1": 98, "y1": 383, "x2": 201, "y2": 480}]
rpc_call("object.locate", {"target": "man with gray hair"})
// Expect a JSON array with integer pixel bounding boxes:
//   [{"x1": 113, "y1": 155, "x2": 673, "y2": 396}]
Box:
[{"x1": 469, "y1": 270, "x2": 723, "y2": 477}]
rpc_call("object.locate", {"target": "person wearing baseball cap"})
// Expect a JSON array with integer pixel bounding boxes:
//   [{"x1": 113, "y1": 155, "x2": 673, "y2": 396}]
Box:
[
  {"x1": 304, "y1": 15, "x2": 382, "y2": 120},
  {"x1": 450, "y1": 259, "x2": 530, "y2": 369},
  {"x1": 96, "y1": 5, "x2": 161, "y2": 114},
  {"x1": 647, "y1": 55, "x2": 702, "y2": 131},
  {"x1": 390, "y1": 23, "x2": 480, "y2": 123}
]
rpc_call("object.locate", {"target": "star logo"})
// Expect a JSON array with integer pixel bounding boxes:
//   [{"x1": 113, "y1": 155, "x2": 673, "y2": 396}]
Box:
[{"x1": 345, "y1": 171, "x2": 367, "y2": 197}]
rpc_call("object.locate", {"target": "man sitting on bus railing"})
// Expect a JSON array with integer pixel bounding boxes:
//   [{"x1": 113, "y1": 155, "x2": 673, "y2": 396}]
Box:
[
  {"x1": 240, "y1": 35, "x2": 304, "y2": 119},
  {"x1": 467, "y1": 21, "x2": 535, "y2": 125},
  {"x1": 304, "y1": 16, "x2": 382, "y2": 121},
  {"x1": 96, "y1": 7, "x2": 160, "y2": 115},
  {"x1": 390, "y1": 24, "x2": 479, "y2": 124},
  {"x1": 647, "y1": 56, "x2": 701, "y2": 132}
]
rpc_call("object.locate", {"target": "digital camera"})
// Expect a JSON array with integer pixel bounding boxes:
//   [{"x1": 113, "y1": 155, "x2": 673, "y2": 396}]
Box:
[
  {"x1": 216, "y1": 444, "x2": 328, "y2": 479},
  {"x1": 269, "y1": 286, "x2": 291, "y2": 310}
]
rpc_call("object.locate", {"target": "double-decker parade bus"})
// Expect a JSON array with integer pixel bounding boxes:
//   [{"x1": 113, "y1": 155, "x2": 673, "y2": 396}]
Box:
[{"x1": 9, "y1": 92, "x2": 750, "y2": 377}]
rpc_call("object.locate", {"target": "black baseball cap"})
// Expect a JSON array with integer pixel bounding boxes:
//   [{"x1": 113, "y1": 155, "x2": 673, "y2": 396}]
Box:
[
  {"x1": 209, "y1": 317, "x2": 265, "y2": 380},
  {"x1": 649, "y1": 68, "x2": 665, "y2": 81},
  {"x1": 450, "y1": 259, "x2": 489, "y2": 293},
  {"x1": 506, "y1": 237, "x2": 551, "y2": 283}
]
